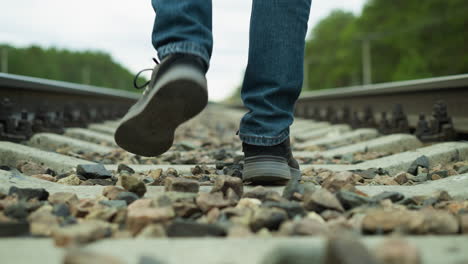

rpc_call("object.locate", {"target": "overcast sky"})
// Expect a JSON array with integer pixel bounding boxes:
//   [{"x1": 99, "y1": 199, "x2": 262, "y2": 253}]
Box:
[{"x1": 1, "y1": 0, "x2": 366, "y2": 101}]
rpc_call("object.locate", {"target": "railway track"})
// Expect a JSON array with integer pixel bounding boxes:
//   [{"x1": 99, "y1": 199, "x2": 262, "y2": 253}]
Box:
[{"x1": 0, "y1": 73, "x2": 468, "y2": 264}]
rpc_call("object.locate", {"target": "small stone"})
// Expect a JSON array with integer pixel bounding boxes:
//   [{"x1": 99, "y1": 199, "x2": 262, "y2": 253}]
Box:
[
  {"x1": 165, "y1": 177, "x2": 199, "y2": 193},
  {"x1": 335, "y1": 191, "x2": 371, "y2": 210},
  {"x1": 408, "y1": 174, "x2": 428, "y2": 183},
  {"x1": 57, "y1": 174, "x2": 81, "y2": 185},
  {"x1": 372, "y1": 191, "x2": 405, "y2": 203},
  {"x1": 52, "y1": 220, "x2": 112, "y2": 247},
  {"x1": 102, "y1": 186, "x2": 126, "y2": 200},
  {"x1": 226, "y1": 188, "x2": 240, "y2": 203},
  {"x1": 127, "y1": 207, "x2": 175, "y2": 235},
  {"x1": 236, "y1": 198, "x2": 262, "y2": 209},
  {"x1": 263, "y1": 201, "x2": 306, "y2": 218},
  {"x1": 457, "y1": 166, "x2": 468, "y2": 174},
  {"x1": 117, "y1": 164, "x2": 135, "y2": 174},
  {"x1": 363, "y1": 208, "x2": 458, "y2": 235},
  {"x1": 128, "y1": 199, "x2": 153, "y2": 211},
  {"x1": 17, "y1": 161, "x2": 48, "y2": 176},
  {"x1": 196, "y1": 192, "x2": 230, "y2": 212},
  {"x1": 322, "y1": 171, "x2": 356, "y2": 193},
  {"x1": 325, "y1": 236, "x2": 379, "y2": 264},
  {"x1": 29, "y1": 205, "x2": 60, "y2": 236},
  {"x1": 76, "y1": 164, "x2": 112, "y2": 179},
  {"x1": 356, "y1": 169, "x2": 377, "y2": 179},
  {"x1": 116, "y1": 192, "x2": 140, "y2": 205},
  {"x1": 166, "y1": 219, "x2": 226, "y2": 237},
  {"x1": 442, "y1": 201, "x2": 464, "y2": 214},
  {"x1": 341, "y1": 153, "x2": 354, "y2": 163},
  {"x1": 8, "y1": 186, "x2": 49, "y2": 201},
  {"x1": 206, "y1": 207, "x2": 221, "y2": 223},
  {"x1": 83, "y1": 179, "x2": 115, "y2": 186},
  {"x1": 211, "y1": 175, "x2": 243, "y2": 197},
  {"x1": 422, "y1": 197, "x2": 438, "y2": 207},
  {"x1": 429, "y1": 170, "x2": 449, "y2": 180},
  {"x1": 191, "y1": 165, "x2": 204, "y2": 175},
  {"x1": 373, "y1": 175, "x2": 399, "y2": 185},
  {"x1": 321, "y1": 210, "x2": 343, "y2": 221},
  {"x1": 148, "y1": 169, "x2": 163, "y2": 181},
  {"x1": 165, "y1": 168, "x2": 179, "y2": 177},
  {"x1": 394, "y1": 172, "x2": 410, "y2": 185},
  {"x1": 85, "y1": 207, "x2": 119, "y2": 222},
  {"x1": 31, "y1": 174, "x2": 56, "y2": 182},
  {"x1": 227, "y1": 225, "x2": 254, "y2": 237},
  {"x1": 53, "y1": 203, "x2": 71, "y2": 217},
  {"x1": 178, "y1": 141, "x2": 199, "y2": 150},
  {"x1": 120, "y1": 175, "x2": 147, "y2": 197},
  {"x1": 407, "y1": 155, "x2": 429, "y2": 175},
  {"x1": 430, "y1": 174, "x2": 442, "y2": 180},
  {"x1": 304, "y1": 189, "x2": 344, "y2": 213},
  {"x1": 416, "y1": 166, "x2": 428, "y2": 175},
  {"x1": 99, "y1": 200, "x2": 127, "y2": 209},
  {"x1": 4, "y1": 202, "x2": 29, "y2": 221},
  {"x1": 48, "y1": 192, "x2": 79, "y2": 207},
  {"x1": 375, "y1": 238, "x2": 422, "y2": 264},
  {"x1": 416, "y1": 209, "x2": 459, "y2": 234},
  {"x1": 282, "y1": 177, "x2": 304, "y2": 200},
  {"x1": 306, "y1": 212, "x2": 326, "y2": 224},
  {"x1": 72, "y1": 199, "x2": 96, "y2": 218},
  {"x1": 153, "y1": 192, "x2": 197, "y2": 205},
  {"x1": 172, "y1": 201, "x2": 201, "y2": 218},
  {"x1": 250, "y1": 207, "x2": 288, "y2": 232},
  {"x1": 292, "y1": 218, "x2": 328, "y2": 236},
  {"x1": 137, "y1": 224, "x2": 166, "y2": 238},
  {"x1": 243, "y1": 186, "x2": 282, "y2": 202},
  {"x1": 362, "y1": 209, "x2": 418, "y2": 234},
  {"x1": 63, "y1": 250, "x2": 124, "y2": 264}
]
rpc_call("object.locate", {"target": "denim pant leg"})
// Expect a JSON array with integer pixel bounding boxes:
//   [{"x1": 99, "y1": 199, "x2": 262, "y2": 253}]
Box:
[
  {"x1": 239, "y1": 0, "x2": 312, "y2": 146},
  {"x1": 151, "y1": 0, "x2": 213, "y2": 67}
]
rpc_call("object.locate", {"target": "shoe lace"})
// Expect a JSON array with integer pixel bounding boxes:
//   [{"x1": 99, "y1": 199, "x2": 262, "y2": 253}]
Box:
[{"x1": 133, "y1": 58, "x2": 160, "y2": 89}]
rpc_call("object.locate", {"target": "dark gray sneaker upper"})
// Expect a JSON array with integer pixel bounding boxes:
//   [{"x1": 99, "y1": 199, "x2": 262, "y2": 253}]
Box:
[
  {"x1": 242, "y1": 137, "x2": 300, "y2": 170},
  {"x1": 114, "y1": 53, "x2": 208, "y2": 156},
  {"x1": 242, "y1": 138, "x2": 301, "y2": 184}
]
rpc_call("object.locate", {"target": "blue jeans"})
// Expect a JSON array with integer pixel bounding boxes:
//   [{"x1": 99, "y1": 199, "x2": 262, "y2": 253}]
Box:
[{"x1": 152, "y1": 0, "x2": 312, "y2": 146}]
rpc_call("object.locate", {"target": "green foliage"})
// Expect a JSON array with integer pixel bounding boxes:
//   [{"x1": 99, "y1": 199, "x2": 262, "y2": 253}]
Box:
[
  {"x1": 0, "y1": 44, "x2": 145, "y2": 92},
  {"x1": 304, "y1": 0, "x2": 468, "y2": 90}
]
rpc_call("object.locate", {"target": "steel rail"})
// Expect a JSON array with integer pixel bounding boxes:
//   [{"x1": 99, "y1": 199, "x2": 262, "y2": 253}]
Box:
[
  {"x1": 295, "y1": 74, "x2": 468, "y2": 135},
  {"x1": 0, "y1": 73, "x2": 139, "y2": 100},
  {"x1": 0, "y1": 73, "x2": 139, "y2": 141}
]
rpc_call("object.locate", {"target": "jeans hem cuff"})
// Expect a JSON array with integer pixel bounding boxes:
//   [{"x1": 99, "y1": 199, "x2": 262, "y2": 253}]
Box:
[
  {"x1": 157, "y1": 42, "x2": 210, "y2": 68},
  {"x1": 239, "y1": 131, "x2": 290, "y2": 146}
]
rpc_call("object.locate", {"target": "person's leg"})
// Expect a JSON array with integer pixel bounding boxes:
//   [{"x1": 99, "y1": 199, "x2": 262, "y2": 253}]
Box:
[
  {"x1": 115, "y1": 1, "x2": 212, "y2": 157},
  {"x1": 240, "y1": 0, "x2": 312, "y2": 146},
  {"x1": 152, "y1": 0, "x2": 213, "y2": 66},
  {"x1": 240, "y1": 0, "x2": 312, "y2": 183}
]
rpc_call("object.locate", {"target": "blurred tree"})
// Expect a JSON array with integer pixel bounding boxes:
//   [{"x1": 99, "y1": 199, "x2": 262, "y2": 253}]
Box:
[
  {"x1": 304, "y1": 0, "x2": 468, "y2": 90},
  {"x1": 305, "y1": 10, "x2": 361, "y2": 90},
  {"x1": 0, "y1": 44, "x2": 146, "y2": 92}
]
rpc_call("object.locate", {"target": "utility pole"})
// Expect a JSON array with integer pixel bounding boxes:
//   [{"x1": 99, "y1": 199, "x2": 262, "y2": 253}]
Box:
[
  {"x1": 361, "y1": 38, "x2": 372, "y2": 85},
  {"x1": 1, "y1": 48, "x2": 8, "y2": 73}
]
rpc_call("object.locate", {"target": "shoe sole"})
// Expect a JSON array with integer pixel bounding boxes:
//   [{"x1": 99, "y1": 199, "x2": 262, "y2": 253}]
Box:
[
  {"x1": 243, "y1": 155, "x2": 301, "y2": 184},
  {"x1": 115, "y1": 65, "x2": 208, "y2": 156}
]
